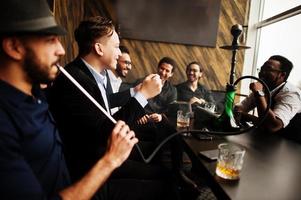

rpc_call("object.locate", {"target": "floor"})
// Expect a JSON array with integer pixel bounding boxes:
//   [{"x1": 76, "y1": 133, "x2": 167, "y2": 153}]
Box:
[
  {"x1": 163, "y1": 151, "x2": 217, "y2": 200},
  {"x1": 179, "y1": 163, "x2": 217, "y2": 200}
]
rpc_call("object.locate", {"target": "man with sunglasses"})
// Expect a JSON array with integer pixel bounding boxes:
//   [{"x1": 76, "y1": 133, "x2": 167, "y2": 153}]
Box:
[{"x1": 235, "y1": 55, "x2": 301, "y2": 142}]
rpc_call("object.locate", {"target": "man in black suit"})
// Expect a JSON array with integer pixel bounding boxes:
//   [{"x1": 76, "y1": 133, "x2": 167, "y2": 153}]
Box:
[
  {"x1": 48, "y1": 16, "x2": 178, "y2": 199},
  {"x1": 0, "y1": 1, "x2": 142, "y2": 199}
]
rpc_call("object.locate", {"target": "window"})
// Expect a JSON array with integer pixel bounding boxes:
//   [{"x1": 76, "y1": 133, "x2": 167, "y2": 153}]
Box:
[
  {"x1": 242, "y1": 1, "x2": 301, "y2": 94},
  {"x1": 257, "y1": 14, "x2": 301, "y2": 85},
  {"x1": 262, "y1": 0, "x2": 300, "y2": 20}
]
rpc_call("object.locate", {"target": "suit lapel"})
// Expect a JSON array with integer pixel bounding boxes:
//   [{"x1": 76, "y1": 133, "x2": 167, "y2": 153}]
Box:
[{"x1": 72, "y1": 58, "x2": 108, "y2": 110}]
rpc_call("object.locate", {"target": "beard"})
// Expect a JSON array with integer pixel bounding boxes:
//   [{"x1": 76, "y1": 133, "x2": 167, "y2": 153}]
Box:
[
  {"x1": 188, "y1": 75, "x2": 197, "y2": 82},
  {"x1": 23, "y1": 47, "x2": 60, "y2": 85},
  {"x1": 259, "y1": 74, "x2": 279, "y2": 91},
  {"x1": 116, "y1": 63, "x2": 126, "y2": 78}
]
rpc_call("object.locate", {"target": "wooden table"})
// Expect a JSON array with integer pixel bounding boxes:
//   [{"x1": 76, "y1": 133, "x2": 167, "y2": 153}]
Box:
[{"x1": 183, "y1": 130, "x2": 301, "y2": 200}]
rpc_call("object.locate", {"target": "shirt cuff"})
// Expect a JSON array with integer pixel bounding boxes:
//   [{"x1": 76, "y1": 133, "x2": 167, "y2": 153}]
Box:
[
  {"x1": 134, "y1": 92, "x2": 148, "y2": 108},
  {"x1": 130, "y1": 88, "x2": 135, "y2": 97}
]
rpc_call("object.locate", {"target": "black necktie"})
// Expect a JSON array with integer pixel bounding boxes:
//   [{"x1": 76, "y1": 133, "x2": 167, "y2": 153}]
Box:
[{"x1": 104, "y1": 70, "x2": 113, "y2": 114}]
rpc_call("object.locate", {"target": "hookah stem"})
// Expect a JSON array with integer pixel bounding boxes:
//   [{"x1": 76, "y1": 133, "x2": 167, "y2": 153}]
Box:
[
  {"x1": 230, "y1": 49, "x2": 237, "y2": 85},
  {"x1": 221, "y1": 47, "x2": 237, "y2": 125},
  {"x1": 56, "y1": 64, "x2": 148, "y2": 162}
]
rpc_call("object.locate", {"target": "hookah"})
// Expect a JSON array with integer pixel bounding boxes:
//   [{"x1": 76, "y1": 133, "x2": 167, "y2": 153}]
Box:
[
  {"x1": 214, "y1": 24, "x2": 252, "y2": 131},
  {"x1": 56, "y1": 24, "x2": 271, "y2": 164},
  {"x1": 214, "y1": 24, "x2": 271, "y2": 132}
]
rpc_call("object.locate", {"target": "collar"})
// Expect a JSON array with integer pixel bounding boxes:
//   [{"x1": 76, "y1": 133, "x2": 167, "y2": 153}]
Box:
[
  {"x1": 270, "y1": 81, "x2": 287, "y2": 96},
  {"x1": 81, "y1": 58, "x2": 107, "y2": 87},
  {"x1": 107, "y1": 70, "x2": 122, "y2": 83},
  {"x1": 0, "y1": 80, "x2": 43, "y2": 108}
]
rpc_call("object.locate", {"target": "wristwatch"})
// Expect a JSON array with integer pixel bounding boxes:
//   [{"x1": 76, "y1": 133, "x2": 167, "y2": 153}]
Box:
[{"x1": 254, "y1": 90, "x2": 265, "y2": 97}]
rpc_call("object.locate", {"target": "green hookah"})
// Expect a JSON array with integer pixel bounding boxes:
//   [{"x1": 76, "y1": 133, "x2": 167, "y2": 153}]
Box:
[{"x1": 214, "y1": 24, "x2": 250, "y2": 131}]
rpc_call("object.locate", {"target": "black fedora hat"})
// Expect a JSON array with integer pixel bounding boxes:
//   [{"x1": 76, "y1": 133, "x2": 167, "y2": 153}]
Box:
[{"x1": 0, "y1": 0, "x2": 66, "y2": 35}]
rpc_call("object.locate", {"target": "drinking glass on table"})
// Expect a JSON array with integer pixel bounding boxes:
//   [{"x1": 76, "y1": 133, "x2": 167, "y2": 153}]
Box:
[
  {"x1": 204, "y1": 102, "x2": 216, "y2": 113},
  {"x1": 215, "y1": 143, "x2": 246, "y2": 180},
  {"x1": 176, "y1": 102, "x2": 192, "y2": 128}
]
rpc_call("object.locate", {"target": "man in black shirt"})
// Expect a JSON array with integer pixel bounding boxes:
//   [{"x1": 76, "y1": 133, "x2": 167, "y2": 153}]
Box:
[
  {"x1": 177, "y1": 61, "x2": 214, "y2": 105},
  {"x1": 138, "y1": 57, "x2": 178, "y2": 124}
]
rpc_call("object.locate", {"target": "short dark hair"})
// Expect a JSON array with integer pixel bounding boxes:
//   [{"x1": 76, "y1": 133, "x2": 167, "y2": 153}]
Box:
[
  {"x1": 186, "y1": 61, "x2": 203, "y2": 72},
  {"x1": 74, "y1": 16, "x2": 115, "y2": 56},
  {"x1": 119, "y1": 45, "x2": 129, "y2": 54},
  {"x1": 158, "y1": 57, "x2": 177, "y2": 72},
  {"x1": 269, "y1": 55, "x2": 293, "y2": 81}
]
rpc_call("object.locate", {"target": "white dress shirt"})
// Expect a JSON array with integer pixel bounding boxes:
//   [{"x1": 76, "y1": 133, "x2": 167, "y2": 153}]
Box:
[{"x1": 81, "y1": 58, "x2": 148, "y2": 116}]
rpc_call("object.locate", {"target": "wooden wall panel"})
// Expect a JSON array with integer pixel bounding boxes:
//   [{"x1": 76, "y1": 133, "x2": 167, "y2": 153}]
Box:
[
  {"x1": 54, "y1": 0, "x2": 249, "y2": 90},
  {"x1": 54, "y1": 0, "x2": 84, "y2": 65}
]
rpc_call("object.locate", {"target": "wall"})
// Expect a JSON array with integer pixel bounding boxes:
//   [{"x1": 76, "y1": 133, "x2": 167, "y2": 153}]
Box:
[{"x1": 54, "y1": 0, "x2": 249, "y2": 90}]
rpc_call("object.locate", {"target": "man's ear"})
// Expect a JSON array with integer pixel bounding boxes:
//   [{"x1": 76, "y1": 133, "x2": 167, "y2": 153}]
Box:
[
  {"x1": 2, "y1": 37, "x2": 24, "y2": 60},
  {"x1": 280, "y1": 71, "x2": 286, "y2": 80},
  {"x1": 94, "y1": 43, "x2": 104, "y2": 56},
  {"x1": 198, "y1": 72, "x2": 203, "y2": 79}
]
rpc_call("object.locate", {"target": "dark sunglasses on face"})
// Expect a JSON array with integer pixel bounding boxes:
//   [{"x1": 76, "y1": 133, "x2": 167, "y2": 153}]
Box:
[{"x1": 258, "y1": 67, "x2": 283, "y2": 74}]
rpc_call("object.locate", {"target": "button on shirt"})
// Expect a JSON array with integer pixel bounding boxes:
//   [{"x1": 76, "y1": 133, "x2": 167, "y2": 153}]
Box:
[{"x1": 0, "y1": 80, "x2": 70, "y2": 200}]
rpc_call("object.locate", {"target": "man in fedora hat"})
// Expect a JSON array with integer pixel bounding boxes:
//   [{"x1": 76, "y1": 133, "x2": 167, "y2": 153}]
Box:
[{"x1": 0, "y1": 0, "x2": 143, "y2": 199}]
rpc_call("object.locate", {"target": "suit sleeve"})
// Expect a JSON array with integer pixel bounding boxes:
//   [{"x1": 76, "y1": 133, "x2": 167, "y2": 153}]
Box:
[{"x1": 109, "y1": 89, "x2": 131, "y2": 108}]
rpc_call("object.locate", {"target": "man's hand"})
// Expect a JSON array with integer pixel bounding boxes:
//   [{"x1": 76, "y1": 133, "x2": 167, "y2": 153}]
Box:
[
  {"x1": 189, "y1": 97, "x2": 205, "y2": 105},
  {"x1": 149, "y1": 113, "x2": 162, "y2": 123},
  {"x1": 138, "y1": 74, "x2": 162, "y2": 99},
  {"x1": 249, "y1": 82, "x2": 283, "y2": 132},
  {"x1": 137, "y1": 114, "x2": 150, "y2": 125},
  {"x1": 105, "y1": 121, "x2": 138, "y2": 168},
  {"x1": 234, "y1": 110, "x2": 258, "y2": 126},
  {"x1": 59, "y1": 121, "x2": 138, "y2": 200},
  {"x1": 137, "y1": 113, "x2": 162, "y2": 124},
  {"x1": 250, "y1": 82, "x2": 263, "y2": 93}
]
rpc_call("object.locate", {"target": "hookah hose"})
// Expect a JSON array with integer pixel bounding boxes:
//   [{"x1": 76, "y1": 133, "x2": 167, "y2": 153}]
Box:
[{"x1": 57, "y1": 65, "x2": 271, "y2": 164}]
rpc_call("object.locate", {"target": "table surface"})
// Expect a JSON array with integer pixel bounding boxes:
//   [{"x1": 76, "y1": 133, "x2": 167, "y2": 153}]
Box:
[{"x1": 183, "y1": 130, "x2": 301, "y2": 200}]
